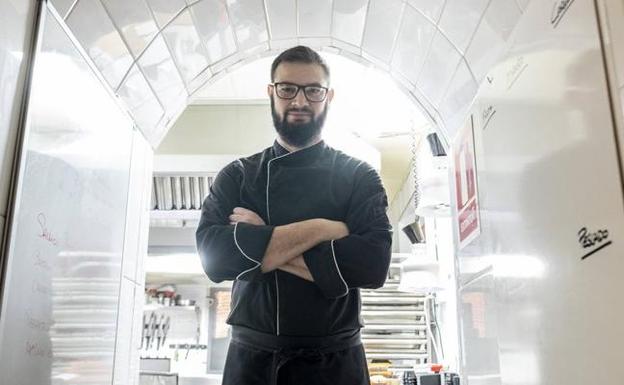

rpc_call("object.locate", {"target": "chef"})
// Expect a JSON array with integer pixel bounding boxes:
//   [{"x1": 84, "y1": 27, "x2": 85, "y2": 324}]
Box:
[{"x1": 196, "y1": 45, "x2": 392, "y2": 385}]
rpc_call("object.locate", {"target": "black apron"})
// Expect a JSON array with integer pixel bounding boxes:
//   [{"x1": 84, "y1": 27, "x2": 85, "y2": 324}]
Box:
[{"x1": 222, "y1": 326, "x2": 371, "y2": 385}]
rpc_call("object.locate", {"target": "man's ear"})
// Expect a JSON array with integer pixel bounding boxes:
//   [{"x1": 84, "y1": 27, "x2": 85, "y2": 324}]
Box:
[
  {"x1": 327, "y1": 88, "x2": 335, "y2": 104},
  {"x1": 267, "y1": 84, "x2": 273, "y2": 98}
]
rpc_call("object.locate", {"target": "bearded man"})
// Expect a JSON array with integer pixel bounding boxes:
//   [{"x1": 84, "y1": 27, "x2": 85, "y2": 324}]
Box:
[{"x1": 196, "y1": 45, "x2": 392, "y2": 385}]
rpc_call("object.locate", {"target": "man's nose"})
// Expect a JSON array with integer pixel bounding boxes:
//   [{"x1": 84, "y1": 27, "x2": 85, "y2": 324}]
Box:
[{"x1": 291, "y1": 88, "x2": 309, "y2": 107}]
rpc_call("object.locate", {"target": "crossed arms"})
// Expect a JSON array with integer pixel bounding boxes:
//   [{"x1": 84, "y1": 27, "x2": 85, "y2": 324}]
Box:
[
  {"x1": 195, "y1": 163, "x2": 392, "y2": 298},
  {"x1": 228, "y1": 207, "x2": 349, "y2": 281}
]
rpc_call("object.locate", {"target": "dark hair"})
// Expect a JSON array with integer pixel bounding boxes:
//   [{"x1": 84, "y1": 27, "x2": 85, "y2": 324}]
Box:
[{"x1": 270, "y1": 46, "x2": 331, "y2": 84}]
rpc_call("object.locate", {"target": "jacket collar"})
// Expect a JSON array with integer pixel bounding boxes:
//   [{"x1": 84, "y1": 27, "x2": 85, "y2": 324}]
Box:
[{"x1": 271, "y1": 139, "x2": 327, "y2": 160}]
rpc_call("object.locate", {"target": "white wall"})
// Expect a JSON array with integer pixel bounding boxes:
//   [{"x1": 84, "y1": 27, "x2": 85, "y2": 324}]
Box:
[{"x1": 156, "y1": 104, "x2": 275, "y2": 156}]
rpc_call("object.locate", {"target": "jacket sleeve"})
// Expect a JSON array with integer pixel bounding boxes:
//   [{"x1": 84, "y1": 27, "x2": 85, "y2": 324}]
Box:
[
  {"x1": 195, "y1": 162, "x2": 275, "y2": 283},
  {"x1": 303, "y1": 165, "x2": 392, "y2": 298}
]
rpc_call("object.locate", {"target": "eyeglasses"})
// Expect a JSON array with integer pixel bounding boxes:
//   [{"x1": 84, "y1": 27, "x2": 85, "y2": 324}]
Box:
[{"x1": 271, "y1": 82, "x2": 329, "y2": 102}]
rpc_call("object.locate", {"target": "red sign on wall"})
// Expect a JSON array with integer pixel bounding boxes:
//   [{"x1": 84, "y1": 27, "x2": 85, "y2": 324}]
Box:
[{"x1": 453, "y1": 115, "x2": 480, "y2": 249}]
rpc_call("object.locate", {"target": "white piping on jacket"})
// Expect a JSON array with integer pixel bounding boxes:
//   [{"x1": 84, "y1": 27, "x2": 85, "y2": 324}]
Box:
[
  {"x1": 266, "y1": 149, "x2": 296, "y2": 336},
  {"x1": 234, "y1": 222, "x2": 261, "y2": 280},
  {"x1": 330, "y1": 239, "x2": 349, "y2": 296}
]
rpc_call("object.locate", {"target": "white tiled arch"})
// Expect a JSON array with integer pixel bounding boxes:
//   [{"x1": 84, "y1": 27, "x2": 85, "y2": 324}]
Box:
[{"x1": 51, "y1": 0, "x2": 529, "y2": 147}]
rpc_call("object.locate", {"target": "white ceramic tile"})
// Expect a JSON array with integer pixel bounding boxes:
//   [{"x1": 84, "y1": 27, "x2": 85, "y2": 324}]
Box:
[
  {"x1": 161, "y1": 9, "x2": 211, "y2": 85},
  {"x1": 138, "y1": 34, "x2": 187, "y2": 117},
  {"x1": 101, "y1": 0, "x2": 160, "y2": 57},
  {"x1": 406, "y1": 0, "x2": 446, "y2": 23},
  {"x1": 226, "y1": 0, "x2": 269, "y2": 50},
  {"x1": 438, "y1": 0, "x2": 490, "y2": 53},
  {"x1": 391, "y1": 4, "x2": 436, "y2": 86},
  {"x1": 65, "y1": 0, "x2": 134, "y2": 90},
  {"x1": 361, "y1": 0, "x2": 404, "y2": 63},
  {"x1": 265, "y1": 0, "x2": 296, "y2": 40},
  {"x1": 465, "y1": 0, "x2": 520, "y2": 83},
  {"x1": 298, "y1": 0, "x2": 332, "y2": 37},
  {"x1": 417, "y1": 31, "x2": 462, "y2": 106},
  {"x1": 146, "y1": 0, "x2": 187, "y2": 29},
  {"x1": 189, "y1": 0, "x2": 237, "y2": 63},
  {"x1": 117, "y1": 64, "x2": 165, "y2": 136},
  {"x1": 440, "y1": 59, "x2": 477, "y2": 139},
  {"x1": 332, "y1": 0, "x2": 368, "y2": 47},
  {"x1": 50, "y1": 0, "x2": 75, "y2": 18}
]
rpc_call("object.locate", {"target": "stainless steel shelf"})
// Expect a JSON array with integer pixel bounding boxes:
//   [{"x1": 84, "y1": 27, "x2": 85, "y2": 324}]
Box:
[{"x1": 360, "y1": 276, "x2": 429, "y2": 365}]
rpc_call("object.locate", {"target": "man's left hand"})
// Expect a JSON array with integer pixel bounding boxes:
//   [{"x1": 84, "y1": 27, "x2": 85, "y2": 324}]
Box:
[{"x1": 229, "y1": 207, "x2": 266, "y2": 226}]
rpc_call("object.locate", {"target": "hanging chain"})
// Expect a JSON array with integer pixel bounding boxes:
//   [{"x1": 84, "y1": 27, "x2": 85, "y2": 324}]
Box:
[{"x1": 409, "y1": 120, "x2": 422, "y2": 217}]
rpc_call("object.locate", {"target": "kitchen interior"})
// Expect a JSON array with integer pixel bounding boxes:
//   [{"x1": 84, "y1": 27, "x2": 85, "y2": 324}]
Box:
[
  {"x1": 4, "y1": 1, "x2": 624, "y2": 385},
  {"x1": 139, "y1": 55, "x2": 459, "y2": 385}
]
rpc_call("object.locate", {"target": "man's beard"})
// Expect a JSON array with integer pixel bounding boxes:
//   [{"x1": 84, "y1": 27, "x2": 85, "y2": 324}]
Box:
[{"x1": 271, "y1": 96, "x2": 328, "y2": 148}]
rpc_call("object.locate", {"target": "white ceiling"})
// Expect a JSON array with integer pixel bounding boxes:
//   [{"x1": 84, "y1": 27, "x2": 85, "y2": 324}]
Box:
[{"x1": 49, "y1": 0, "x2": 529, "y2": 147}]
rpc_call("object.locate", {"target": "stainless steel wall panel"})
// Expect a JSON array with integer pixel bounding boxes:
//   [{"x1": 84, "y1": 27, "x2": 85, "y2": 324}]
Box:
[
  {"x1": 0, "y1": 0, "x2": 37, "y2": 219},
  {"x1": 112, "y1": 278, "x2": 137, "y2": 385},
  {"x1": 0, "y1": 5, "x2": 134, "y2": 383},
  {"x1": 455, "y1": 1, "x2": 624, "y2": 383}
]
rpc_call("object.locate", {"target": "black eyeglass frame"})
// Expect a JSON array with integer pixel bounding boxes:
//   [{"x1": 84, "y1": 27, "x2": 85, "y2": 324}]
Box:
[{"x1": 270, "y1": 82, "x2": 330, "y2": 102}]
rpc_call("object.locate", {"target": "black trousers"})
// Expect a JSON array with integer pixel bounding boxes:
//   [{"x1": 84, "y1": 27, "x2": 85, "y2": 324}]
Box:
[{"x1": 222, "y1": 326, "x2": 371, "y2": 385}]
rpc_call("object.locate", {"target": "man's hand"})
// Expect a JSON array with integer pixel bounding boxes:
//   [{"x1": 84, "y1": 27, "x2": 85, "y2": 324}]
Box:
[
  {"x1": 279, "y1": 256, "x2": 314, "y2": 282},
  {"x1": 229, "y1": 207, "x2": 265, "y2": 226}
]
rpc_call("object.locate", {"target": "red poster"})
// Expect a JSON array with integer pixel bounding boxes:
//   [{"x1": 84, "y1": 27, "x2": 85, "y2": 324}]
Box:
[{"x1": 454, "y1": 116, "x2": 480, "y2": 249}]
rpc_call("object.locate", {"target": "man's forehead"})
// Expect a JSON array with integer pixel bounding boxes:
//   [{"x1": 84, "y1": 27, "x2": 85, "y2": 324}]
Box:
[{"x1": 273, "y1": 62, "x2": 328, "y2": 84}]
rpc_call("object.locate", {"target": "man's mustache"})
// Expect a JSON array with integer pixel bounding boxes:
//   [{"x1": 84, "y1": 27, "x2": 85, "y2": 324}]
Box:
[{"x1": 286, "y1": 108, "x2": 313, "y2": 114}]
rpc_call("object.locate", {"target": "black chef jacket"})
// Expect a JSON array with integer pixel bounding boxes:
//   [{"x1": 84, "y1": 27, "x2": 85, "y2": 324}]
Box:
[{"x1": 196, "y1": 140, "x2": 392, "y2": 383}]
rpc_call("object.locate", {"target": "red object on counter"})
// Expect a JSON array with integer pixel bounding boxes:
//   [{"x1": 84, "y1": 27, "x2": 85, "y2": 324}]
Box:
[{"x1": 431, "y1": 364, "x2": 443, "y2": 373}]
